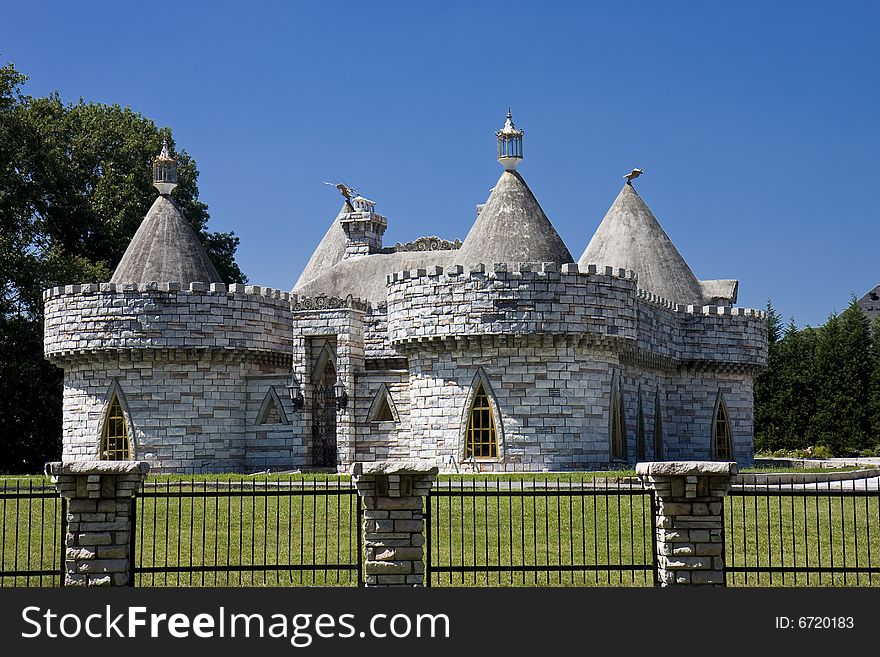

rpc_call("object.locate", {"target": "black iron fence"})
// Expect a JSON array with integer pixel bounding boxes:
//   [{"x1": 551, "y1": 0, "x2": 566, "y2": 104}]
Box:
[
  {"x1": 0, "y1": 479, "x2": 66, "y2": 587},
  {"x1": 725, "y1": 476, "x2": 880, "y2": 586},
  {"x1": 425, "y1": 476, "x2": 657, "y2": 587},
  {"x1": 132, "y1": 476, "x2": 362, "y2": 587}
]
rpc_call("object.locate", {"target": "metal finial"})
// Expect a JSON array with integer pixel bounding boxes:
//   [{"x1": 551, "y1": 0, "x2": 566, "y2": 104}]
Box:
[
  {"x1": 496, "y1": 109, "x2": 524, "y2": 170},
  {"x1": 158, "y1": 139, "x2": 172, "y2": 160},
  {"x1": 152, "y1": 139, "x2": 178, "y2": 195}
]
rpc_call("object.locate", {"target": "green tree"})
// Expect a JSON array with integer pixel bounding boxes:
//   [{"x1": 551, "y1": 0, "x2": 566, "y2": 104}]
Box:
[
  {"x1": 807, "y1": 299, "x2": 871, "y2": 455},
  {"x1": 754, "y1": 307, "x2": 819, "y2": 453},
  {"x1": 0, "y1": 61, "x2": 246, "y2": 472},
  {"x1": 868, "y1": 317, "x2": 880, "y2": 451}
]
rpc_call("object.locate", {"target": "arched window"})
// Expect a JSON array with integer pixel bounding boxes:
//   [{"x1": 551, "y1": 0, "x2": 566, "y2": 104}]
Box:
[
  {"x1": 654, "y1": 391, "x2": 664, "y2": 460},
  {"x1": 610, "y1": 376, "x2": 626, "y2": 462},
  {"x1": 102, "y1": 395, "x2": 131, "y2": 461},
  {"x1": 367, "y1": 383, "x2": 398, "y2": 423},
  {"x1": 635, "y1": 388, "x2": 645, "y2": 461},
  {"x1": 465, "y1": 382, "x2": 498, "y2": 459},
  {"x1": 256, "y1": 387, "x2": 289, "y2": 425},
  {"x1": 713, "y1": 394, "x2": 733, "y2": 460}
]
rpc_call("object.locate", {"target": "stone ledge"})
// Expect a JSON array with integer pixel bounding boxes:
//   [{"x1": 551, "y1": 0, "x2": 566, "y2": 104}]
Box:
[
  {"x1": 47, "y1": 461, "x2": 151, "y2": 476},
  {"x1": 351, "y1": 461, "x2": 439, "y2": 476},
  {"x1": 636, "y1": 461, "x2": 738, "y2": 477}
]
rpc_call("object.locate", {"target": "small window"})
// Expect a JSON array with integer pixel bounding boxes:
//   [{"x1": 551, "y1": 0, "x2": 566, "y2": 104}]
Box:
[
  {"x1": 635, "y1": 390, "x2": 645, "y2": 461},
  {"x1": 653, "y1": 392, "x2": 664, "y2": 460},
  {"x1": 256, "y1": 388, "x2": 288, "y2": 425},
  {"x1": 367, "y1": 383, "x2": 398, "y2": 423},
  {"x1": 374, "y1": 397, "x2": 395, "y2": 422},
  {"x1": 713, "y1": 395, "x2": 733, "y2": 460},
  {"x1": 610, "y1": 380, "x2": 626, "y2": 461},
  {"x1": 465, "y1": 383, "x2": 498, "y2": 459},
  {"x1": 102, "y1": 395, "x2": 130, "y2": 461}
]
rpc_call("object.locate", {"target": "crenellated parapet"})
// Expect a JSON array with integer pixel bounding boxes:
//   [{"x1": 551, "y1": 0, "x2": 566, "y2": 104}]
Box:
[
  {"x1": 386, "y1": 262, "x2": 639, "y2": 345},
  {"x1": 43, "y1": 282, "x2": 293, "y2": 362},
  {"x1": 383, "y1": 261, "x2": 768, "y2": 369}
]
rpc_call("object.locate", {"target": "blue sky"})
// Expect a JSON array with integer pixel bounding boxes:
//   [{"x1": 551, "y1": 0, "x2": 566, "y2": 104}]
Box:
[{"x1": 3, "y1": 1, "x2": 878, "y2": 326}]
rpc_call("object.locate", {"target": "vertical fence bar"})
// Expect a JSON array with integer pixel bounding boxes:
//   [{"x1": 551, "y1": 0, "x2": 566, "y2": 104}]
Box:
[
  {"x1": 356, "y1": 494, "x2": 363, "y2": 588},
  {"x1": 129, "y1": 497, "x2": 137, "y2": 587},
  {"x1": 425, "y1": 491, "x2": 433, "y2": 588},
  {"x1": 59, "y1": 496, "x2": 67, "y2": 588}
]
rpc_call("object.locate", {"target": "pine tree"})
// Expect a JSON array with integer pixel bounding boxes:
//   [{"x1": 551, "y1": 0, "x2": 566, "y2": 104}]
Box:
[
  {"x1": 808, "y1": 300, "x2": 871, "y2": 455},
  {"x1": 868, "y1": 317, "x2": 880, "y2": 451}
]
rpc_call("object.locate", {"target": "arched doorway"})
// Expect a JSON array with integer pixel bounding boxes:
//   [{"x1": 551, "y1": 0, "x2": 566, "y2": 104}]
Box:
[{"x1": 311, "y1": 359, "x2": 338, "y2": 467}]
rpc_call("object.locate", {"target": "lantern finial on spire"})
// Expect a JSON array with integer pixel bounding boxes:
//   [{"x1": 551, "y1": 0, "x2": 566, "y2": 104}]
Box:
[
  {"x1": 152, "y1": 139, "x2": 178, "y2": 195},
  {"x1": 496, "y1": 109, "x2": 523, "y2": 170}
]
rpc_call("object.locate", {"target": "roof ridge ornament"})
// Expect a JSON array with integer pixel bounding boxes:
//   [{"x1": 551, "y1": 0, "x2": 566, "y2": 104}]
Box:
[
  {"x1": 152, "y1": 139, "x2": 178, "y2": 195},
  {"x1": 623, "y1": 168, "x2": 644, "y2": 184},
  {"x1": 496, "y1": 108, "x2": 524, "y2": 171}
]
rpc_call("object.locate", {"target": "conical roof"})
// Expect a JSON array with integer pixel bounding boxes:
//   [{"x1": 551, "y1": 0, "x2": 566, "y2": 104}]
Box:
[
  {"x1": 456, "y1": 170, "x2": 573, "y2": 265},
  {"x1": 579, "y1": 183, "x2": 703, "y2": 304},
  {"x1": 293, "y1": 201, "x2": 353, "y2": 289},
  {"x1": 111, "y1": 195, "x2": 223, "y2": 285}
]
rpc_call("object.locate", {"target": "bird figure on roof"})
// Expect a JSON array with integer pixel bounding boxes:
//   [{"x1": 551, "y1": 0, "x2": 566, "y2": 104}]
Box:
[
  {"x1": 623, "y1": 168, "x2": 643, "y2": 184},
  {"x1": 323, "y1": 181, "x2": 358, "y2": 202}
]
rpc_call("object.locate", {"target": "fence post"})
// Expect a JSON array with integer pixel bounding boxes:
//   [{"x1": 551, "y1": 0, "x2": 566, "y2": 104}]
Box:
[
  {"x1": 47, "y1": 461, "x2": 150, "y2": 587},
  {"x1": 351, "y1": 461, "x2": 438, "y2": 587},
  {"x1": 637, "y1": 461, "x2": 737, "y2": 587}
]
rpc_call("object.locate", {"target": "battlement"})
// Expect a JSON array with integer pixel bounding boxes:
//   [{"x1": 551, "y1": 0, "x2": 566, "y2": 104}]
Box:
[
  {"x1": 383, "y1": 261, "x2": 768, "y2": 367},
  {"x1": 43, "y1": 282, "x2": 293, "y2": 360},
  {"x1": 385, "y1": 261, "x2": 638, "y2": 286},
  {"x1": 43, "y1": 281, "x2": 292, "y2": 304},
  {"x1": 635, "y1": 287, "x2": 767, "y2": 319}
]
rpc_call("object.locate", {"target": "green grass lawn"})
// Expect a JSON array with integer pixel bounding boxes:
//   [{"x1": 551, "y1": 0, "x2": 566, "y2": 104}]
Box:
[
  {"x1": 725, "y1": 491, "x2": 880, "y2": 586},
  {"x1": 2, "y1": 473, "x2": 879, "y2": 588}
]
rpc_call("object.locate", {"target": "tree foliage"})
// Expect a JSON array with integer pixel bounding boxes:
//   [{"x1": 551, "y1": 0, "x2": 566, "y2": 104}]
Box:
[
  {"x1": 755, "y1": 298, "x2": 880, "y2": 457},
  {"x1": 0, "y1": 62, "x2": 246, "y2": 473}
]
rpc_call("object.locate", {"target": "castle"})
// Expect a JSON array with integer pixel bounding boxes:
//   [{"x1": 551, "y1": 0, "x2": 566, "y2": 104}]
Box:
[{"x1": 43, "y1": 114, "x2": 768, "y2": 474}]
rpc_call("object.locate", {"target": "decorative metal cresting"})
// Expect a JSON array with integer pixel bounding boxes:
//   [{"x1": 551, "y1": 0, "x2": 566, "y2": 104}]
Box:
[
  {"x1": 496, "y1": 108, "x2": 524, "y2": 171},
  {"x1": 152, "y1": 139, "x2": 178, "y2": 195}
]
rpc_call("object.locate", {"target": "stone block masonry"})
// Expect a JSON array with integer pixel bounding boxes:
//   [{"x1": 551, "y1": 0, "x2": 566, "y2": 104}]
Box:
[
  {"x1": 351, "y1": 461, "x2": 438, "y2": 587},
  {"x1": 637, "y1": 461, "x2": 737, "y2": 586},
  {"x1": 48, "y1": 460, "x2": 150, "y2": 586}
]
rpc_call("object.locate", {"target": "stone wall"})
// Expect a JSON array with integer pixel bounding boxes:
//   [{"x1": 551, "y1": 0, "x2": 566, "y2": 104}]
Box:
[
  {"x1": 354, "y1": 370, "x2": 411, "y2": 462},
  {"x1": 291, "y1": 306, "x2": 365, "y2": 469},
  {"x1": 44, "y1": 283, "x2": 293, "y2": 357},
  {"x1": 638, "y1": 461, "x2": 737, "y2": 586},
  {"x1": 385, "y1": 262, "x2": 768, "y2": 368},
  {"x1": 60, "y1": 352, "x2": 296, "y2": 473},
  {"x1": 351, "y1": 461, "x2": 437, "y2": 587},
  {"x1": 49, "y1": 461, "x2": 149, "y2": 587}
]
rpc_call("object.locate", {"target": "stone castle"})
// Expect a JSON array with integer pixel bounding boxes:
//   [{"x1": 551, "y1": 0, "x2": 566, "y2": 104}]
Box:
[{"x1": 43, "y1": 113, "x2": 768, "y2": 474}]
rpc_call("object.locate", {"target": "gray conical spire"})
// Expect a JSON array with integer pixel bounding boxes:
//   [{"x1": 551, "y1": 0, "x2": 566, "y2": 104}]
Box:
[
  {"x1": 111, "y1": 195, "x2": 222, "y2": 285},
  {"x1": 456, "y1": 170, "x2": 573, "y2": 265},
  {"x1": 293, "y1": 201, "x2": 354, "y2": 290},
  {"x1": 579, "y1": 183, "x2": 703, "y2": 304}
]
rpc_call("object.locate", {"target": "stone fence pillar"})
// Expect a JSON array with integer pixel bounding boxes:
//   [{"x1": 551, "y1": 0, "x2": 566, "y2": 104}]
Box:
[
  {"x1": 48, "y1": 461, "x2": 150, "y2": 587},
  {"x1": 351, "y1": 461, "x2": 438, "y2": 587},
  {"x1": 637, "y1": 461, "x2": 737, "y2": 587}
]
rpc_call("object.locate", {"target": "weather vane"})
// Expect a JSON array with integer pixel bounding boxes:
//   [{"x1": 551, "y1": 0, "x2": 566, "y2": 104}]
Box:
[
  {"x1": 623, "y1": 168, "x2": 643, "y2": 184},
  {"x1": 323, "y1": 180, "x2": 358, "y2": 203}
]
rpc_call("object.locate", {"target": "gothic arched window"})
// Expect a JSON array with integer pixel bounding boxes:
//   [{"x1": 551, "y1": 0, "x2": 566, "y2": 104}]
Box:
[
  {"x1": 102, "y1": 395, "x2": 131, "y2": 461},
  {"x1": 610, "y1": 377, "x2": 626, "y2": 462},
  {"x1": 654, "y1": 391, "x2": 664, "y2": 460},
  {"x1": 713, "y1": 394, "x2": 733, "y2": 460},
  {"x1": 465, "y1": 383, "x2": 498, "y2": 459},
  {"x1": 635, "y1": 388, "x2": 645, "y2": 461}
]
